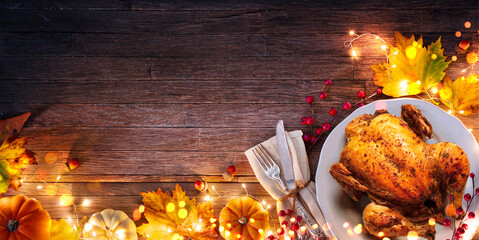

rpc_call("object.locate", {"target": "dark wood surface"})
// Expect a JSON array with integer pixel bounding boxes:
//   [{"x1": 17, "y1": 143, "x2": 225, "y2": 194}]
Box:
[{"x1": 1, "y1": 0, "x2": 479, "y2": 237}]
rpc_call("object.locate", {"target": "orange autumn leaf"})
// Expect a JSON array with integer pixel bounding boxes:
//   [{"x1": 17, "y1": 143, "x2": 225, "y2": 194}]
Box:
[
  {"x1": 137, "y1": 184, "x2": 217, "y2": 240},
  {"x1": 440, "y1": 75, "x2": 479, "y2": 115}
]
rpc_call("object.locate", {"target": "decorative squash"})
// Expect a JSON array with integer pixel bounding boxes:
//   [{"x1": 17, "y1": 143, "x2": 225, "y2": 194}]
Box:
[
  {"x1": 219, "y1": 196, "x2": 269, "y2": 240},
  {"x1": 0, "y1": 194, "x2": 51, "y2": 240},
  {"x1": 83, "y1": 209, "x2": 138, "y2": 240}
]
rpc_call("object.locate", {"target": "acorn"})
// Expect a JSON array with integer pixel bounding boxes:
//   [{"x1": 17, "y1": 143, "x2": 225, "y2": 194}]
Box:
[
  {"x1": 456, "y1": 40, "x2": 470, "y2": 54},
  {"x1": 223, "y1": 165, "x2": 236, "y2": 181},
  {"x1": 65, "y1": 158, "x2": 80, "y2": 172},
  {"x1": 194, "y1": 180, "x2": 208, "y2": 192}
]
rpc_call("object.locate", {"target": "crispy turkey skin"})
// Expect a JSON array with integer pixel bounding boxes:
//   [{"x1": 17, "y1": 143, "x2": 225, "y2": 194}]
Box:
[{"x1": 329, "y1": 104, "x2": 470, "y2": 240}]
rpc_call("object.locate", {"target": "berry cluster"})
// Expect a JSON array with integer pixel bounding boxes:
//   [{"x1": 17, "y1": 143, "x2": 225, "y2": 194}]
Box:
[
  {"x1": 444, "y1": 172, "x2": 477, "y2": 240},
  {"x1": 267, "y1": 209, "x2": 305, "y2": 239},
  {"x1": 301, "y1": 79, "x2": 382, "y2": 149}
]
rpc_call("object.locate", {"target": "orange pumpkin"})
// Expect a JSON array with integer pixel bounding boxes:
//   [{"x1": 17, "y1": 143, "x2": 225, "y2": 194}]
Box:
[
  {"x1": 219, "y1": 196, "x2": 269, "y2": 240},
  {"x1": 0, "y1": 195, "x2": 51, "y2": 240}
]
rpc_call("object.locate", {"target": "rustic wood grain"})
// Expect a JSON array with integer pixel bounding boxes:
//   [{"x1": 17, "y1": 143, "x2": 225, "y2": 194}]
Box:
[{"x1": 1, "y1": 2, "x2": 479, "y2": 238}]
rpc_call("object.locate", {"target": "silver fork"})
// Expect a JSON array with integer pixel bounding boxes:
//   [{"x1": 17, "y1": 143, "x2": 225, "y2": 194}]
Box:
[{"x1": 252, "y1": 144, "x2": 326, "y2": 239}]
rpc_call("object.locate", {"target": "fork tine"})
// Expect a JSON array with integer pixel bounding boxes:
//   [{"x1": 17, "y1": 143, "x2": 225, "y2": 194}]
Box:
[
  {"x1": 257, "y1": 144, "x2": 276, "y2": 168},
  {"x1": 252, "y1": 147, "x2": 268, "y2": 172}
]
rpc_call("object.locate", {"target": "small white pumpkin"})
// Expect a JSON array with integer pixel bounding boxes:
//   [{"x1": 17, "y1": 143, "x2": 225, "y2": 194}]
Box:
[{"x1": 83, "y1": 209, "x2": 138, "y2": 240}]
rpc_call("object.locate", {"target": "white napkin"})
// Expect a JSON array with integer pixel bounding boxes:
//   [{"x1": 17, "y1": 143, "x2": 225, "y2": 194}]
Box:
[{"x1": 245, "y1": 130, "x2": 331, "y2": 238}]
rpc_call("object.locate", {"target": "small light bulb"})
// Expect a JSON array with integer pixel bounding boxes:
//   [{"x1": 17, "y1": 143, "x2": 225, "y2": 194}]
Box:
[
  {"x1": 381, "y1": 45, "x2": 387, "y2": 50},
  {"x1": 431, "y1": 87, "x2": 438, "y2": 94},
  {"x1": 82, "y1": 199, "x2": 91, "y2": 206},
  {"x1": 352, "y1": 50, "x2": 357, "y2": 57},
  {"x1": 349, "y1": 30, "x2": 355, "y2": 35}
]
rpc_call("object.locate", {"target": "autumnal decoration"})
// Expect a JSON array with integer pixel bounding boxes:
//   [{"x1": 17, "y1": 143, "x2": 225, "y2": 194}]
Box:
[
  {"x1": 194, "y1": 180, "x2": 207, "y2": 192},
  {"x1": 50, "y1": 218, "x2": 85, "y2": 240},
  {"x1": 219, "y1": 196, "x2": 269, "y2": 240},
  {"x1": 65, "y1": 158, "x2": 80, "y2": 171},
  {"x1": 0, "y1": 113, "x2": 37, "y2": 194},
  {"x1": 371, "y1": 32, "x2": 450, "y2": 97},
  {"x1": 83, "y1": 209, "x2": 137, "y2": 240},
  {"x1": 440, "y1": 75, "x2": 479, "y2": 115},
  {"x1": 0, "y1": 195, "x2": 51, "y2": 240},
  {"x1": 456, "y1": 39, "x2": 470, "y2": 53},
  {"x1": 223, "y1": 165, "x2": 236, "y2": 181},
  {"x1": 137, "y1": 184, "x2": 217, "y2": 240}
]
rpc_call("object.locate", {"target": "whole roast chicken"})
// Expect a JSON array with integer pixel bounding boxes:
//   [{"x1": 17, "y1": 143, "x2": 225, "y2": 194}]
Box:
[{"x1": 329, "y1": 104, "x2": 470, "y2": 240}]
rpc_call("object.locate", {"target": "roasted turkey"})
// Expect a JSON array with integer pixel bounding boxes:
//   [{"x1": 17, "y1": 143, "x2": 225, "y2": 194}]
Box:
[{"x1": 329, "y1": 104, "x2": 470, "y2": 240}]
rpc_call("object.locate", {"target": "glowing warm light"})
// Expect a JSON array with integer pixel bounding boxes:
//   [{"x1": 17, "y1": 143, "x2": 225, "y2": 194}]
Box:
[
  {"x1": 456, "y1": 31, "x2": 462, "y2": 37},
  {"x1": 378, "y1": 232, "x2": 385, "y2": 237},
  {"x1": 179, "y1": 236, "x2": 184, "y2": 240},
  {"x1": 172, "y1": 233, "x2": 180, "y2": 240},
  {"x1": 205, "y1": 195, "x2": 211, "y2": 201},
  {"x1": 353, "y1": 224, "x2": 362, "y2": 234},
  {"x1": 178, "y1": 208, "x2": 188, "y2": 219},
  {"x1": 46, "y1": 184, "x2": 57, "y2": 195},
  {"x1": 383, "y1": 238, "x2": 390, "y2": 240},
  {"x1": 468, "y1": 129, "x2": 473, "y2": 132},
  {"x1": 210, "y1": 218, "x2": 216, "y2": 223},
  {"x1": 167, "y1": 202, "x2": 175, "y2": 212},
  {"x1": 59, "y1": 194, "x2": 74, "y2": 206},
  {"x1": 406, "y1": 46, "x2": 417, "y2": 59},
  {"x1": 178, "y1": 201, "x2": 185, "y2": 208},
  {"x1": 412, "y1": 41, "x2": 417, "y2": 47},
  {"x1": 343, "y1": 222, "x2": 350, "y2": 228},
  {"x1": 227, "y1": 223, "x2": 232, "y2": 228},
  {"x1": 57, "y1": 175, "x2": 61, "y2": 181},
  {"x1": 84, "y1": 223, "x2": 93, "y2": 232},
  {"x1": 138, "y1": 204, "x2": 145, "y2": 213},
  {"x1": 284, "y1": 237, "x2": 291, "y2": 240},
  {"x1": 289, "y1": 230, "x2": 295, "y2": 236},
  {"x1": 407, "y1": 230, "x2": 418, "y2": 240},
  {"x1": 393, "y1": 51, "x2": 398, "y2": 55},
  {"x1": 431, "y1": 87, "x2": 438, "y2": 94},
  {"x1": 349, "y1": 30, "x2": 355, "y2": 35},
  {"x1": 381, "y1": 45, "x2": 387, "y2": 51},
  {"x1": 400, "y1": 81, "x2": 409, "y2": 91},
  {"x1": 448, "y1": 110, "x2": 452, "y2": 114},
  {"x1": 465, "y1": 21, "x2": 471, "y2": 28},
  {"x1": 268, "y1": 231, "x2": 273, "y2": 236},
  {"x1": 459, "y1": 110, "x2": 465, "y2": 114},
  {"x1": 236, "y1": 234, "x2": 241, "y2": 238},
  {"x1": 242, "y1": 184, "x2": 246, "y2": 188},
  {"x1": 225, "y1": 230, "x2": 231, "y2": 237},
  {"x1": 267, "y1": 204, "x2": 271, "y2": 209},
  {"x1": 431, "y1": 53, "x2": 437, "y2": 60},
  {"x1": 133, "y1": 208, "x2": 141, "y2": 221},
  {"x1": 219, "y1": 226, "x2": 224, "y2": 232},
  {"x1": 391, "y1": 64, "x2": 396, "y2": 68},
  {"x1": 416, "y1": 80, "x2": 421, "y2": 85},
  {"x1": 290, "y1": 217, "x2": 296, "y2": 223},
  {"x1": 300, "y1": 226, "x2": 307, "y2": 231},
  {"x1": 352, "y1": 50, "x2": 358, "y2": 57},
  {"x1": 36, "y1": 185, "x2": 43, "y2": 189},
  {"x1": 428, "y1": 218, "x2": 436, "y2": 226},
  {"x1": 312, "y1": 224, "x2": 319, "y2": 229},
  {"x1": 249, "y1": 218, "x2": 255, "y2": 223},
  {"x1": 258, "y1": 229, "x2": 264, "y2": 234},
  {"x1": 212, "y1": 223, "x2": 216, "y2": 228},
  {"x1": 347, "y1": 229, "x2": 354, "y2": 236},
  {"x1": 452, "y1": 55, "x2": 457, "y2": 61},
  {"x1": 82, "y1": 199, "x2": 91, "y2": 206}
]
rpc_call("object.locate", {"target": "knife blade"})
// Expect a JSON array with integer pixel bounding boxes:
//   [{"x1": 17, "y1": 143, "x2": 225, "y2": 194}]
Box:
[{"x1": 276, "y1": 120, "x2": 296, "y2": 190}]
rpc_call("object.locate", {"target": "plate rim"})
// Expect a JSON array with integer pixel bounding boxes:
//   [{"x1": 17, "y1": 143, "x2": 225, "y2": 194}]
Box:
[{"x1": 315, "y1": 97, "x2": 479, "y2": 239}]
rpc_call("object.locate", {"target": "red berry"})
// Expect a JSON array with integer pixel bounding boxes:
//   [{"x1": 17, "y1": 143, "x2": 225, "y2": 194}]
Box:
[
  {"x1": 267, "y1": 235, "x2": 276, "y2": 240},
  {"x1": 357, "y1": 90, "x2": 366, "y2": 98},
  {"x1": 358, "y1": 102, "x2": 365, "y2": 107},
  {"x1": 306, "y1": 117, "x2": 314, "y2": 125},
  {"x1": 476, "y1": 188, "x2": 479, "y2": 194},
  {"x1": 278, "y1": 210, "x2": 286, "y2": 217},
  {"x1": 319, "y1": 91, "x2": 327, "y2": 99},
  {"x1": 306, "y1": 96, "x2": 314, "y2": 104},
  {"x1": 457, "y1": 227, "x2": 465, "y2": 234},
  {"x1": 329, "y1": 107, "x2": 337, "y2": 116},
  {"x1": 68, "y1": 158, "x2": 80, "y2": 170},
  {"x1": 325, "y1": 79, "x2": 332, "y2": 85},
  {"x1": 301, "y1": 117, "x2": 308, "y2": 125},
  {"x1": 276, "y1": 227, "x2": 285, "y2": 235},
  {"x1": 226, "y1": 165, "x2": 236, "y2": 175},
  {"x1": 310, "y1": 136, "x2": 318, "y2": 144},
  {"x1": 316, "y1": 128, "x2": 323, "y2": 135},
  {"x1": 449, "y1": 194, "x2": 454, "y2": 200},
  {"x1": 303, "y1": 133, "x2": 311, "y2": 142},
  {"x1": 343, "y1": 102, "x2": 351, "y2": 110},
  {"x1": 286, "y1": 209, "x2": 293, "y2": 215},
  {"x1": 376, "y1": 88, "x2": 382, "y2": 94},
  {"x1": 471, "y1": 172, "x2": 476, "y2": 178},
  {"x1": 194, "y1": 181, "x2": 206, "y2": 191},
  {"x1": 457, "y1": 206, "x2": 464, "y2": 215},
  {"x1": 322, "y1": 123, "x2": 330, "y2": 131},
  {"x1": 295, "y1": 215, "x2": 302, "y2": 223},
  {"x1": 281, "y1": 220, "x2": 289, "y2": 226},
  {"x1": 291, "y1": 223, "x2": 300, "y2": 231},
  {"x1": 443, "y1": 218, "x2": 451, "y2": 226},
  {"x1": 462, "y1": 223, "x2": 468, "y2": 230},
  {"x1": 464, "y1": 193, "x2": 472, "y2": 202},
  {"x1": 469, "y1": 212, "x2": 475, "y2": 219}
]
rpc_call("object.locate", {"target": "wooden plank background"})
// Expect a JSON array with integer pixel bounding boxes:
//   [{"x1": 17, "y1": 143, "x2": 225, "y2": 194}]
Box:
[{"x1": 0, "y1": 0, "x2": 478, "y2": 238}]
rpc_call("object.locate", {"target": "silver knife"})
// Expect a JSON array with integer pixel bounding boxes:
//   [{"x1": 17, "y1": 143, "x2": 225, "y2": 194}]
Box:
[
  {"x1": 276, "y1": 120, "x2": 325, "y2": 238},
  {"x1": 276, "y1": 120, "x2": 296, "y2": 190}
]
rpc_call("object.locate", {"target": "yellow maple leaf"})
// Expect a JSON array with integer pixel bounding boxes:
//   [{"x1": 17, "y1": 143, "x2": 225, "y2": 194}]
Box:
[
  {"x1": 50, "y1": 218, "x2": 80, "y2": 240},
  {"x1": 440, "y1": 75, "x2": 479, "y2": 115},
  {"x1": 137, "y1": 184, "x2": 217, "y2": 240},
  {"x1": 371, "y1": 32, "x2": 450, "y2": 97}
]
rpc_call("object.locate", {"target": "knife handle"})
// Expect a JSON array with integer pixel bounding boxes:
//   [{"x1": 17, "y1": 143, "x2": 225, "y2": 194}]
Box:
[{"x1": 294, "y1": 200, "x2": 326, "y2": 239}]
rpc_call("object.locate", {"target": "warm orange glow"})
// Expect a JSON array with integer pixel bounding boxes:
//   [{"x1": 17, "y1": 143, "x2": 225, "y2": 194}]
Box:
[
  {"x1": 353, "y1": 224, "x2": 362, "y2": 234},
  {"x1": 456, "y1": 31, "x2": 462, "y2": 37},
  {"x1": 258, "y1": 229, "x2": 264, "y2": 234},
  {"x1": 343, "y1": 222, "x2": 350, "y2": 228},
  {"x1": 428, "y1": 218, "x2": 436, "y2": 226},
  {"x1": 465, "y1": 21, "x2": 471, "y2": 28},
  {"x1": 210, "y1": 218, "x2": 216, "y2": 223},
  {"x1": 178, "y1": 208, "x2": 188, "y2": 219},
  {"x1": 166, "y1": 202, "x2": 175, "y2": 212},
  {"x1": 225, "y1": 230, "x2": 230, "y2": 237},
  {"x1": 139, "y1": 204, "x2": 145, "y2": 213},
  {"x1": 378, "y1": 232, "x2": 385, "y2": 237},
  {"x1": 407, "y1": 231, "x2": 418, "y2": 240},
  {"x1": 290, "y1": 217, "x2": 296, "y2": 223},
  {"x1": 133, "y1": 208, "x2": 141, "y2": 221},
  {"x1": 178, "y1": 201, "x2": 186, "y2": 208},
  {"x1": 249, "y1": 218, "x2": 255, "y2": 223},
  {"x1": 236, "y1": 234, "x2": 241, "y2": 238},
  {"x1": 289, "y1": 230, "x2": 295, "y2": 236},
  {"x1": 349, "y1": 30, "x2": 355, "y2": 35},
  {"x1": 59, "y1": 194, "x2": 74, "y2": 206},
  {"x1": 46, "y1": 184, "x2": 58, "y2": 195},
  {"x1": 347, "y1": 229, "x2": 354, "y2": 236},
  {"x1": 452, "y1": 55, "x2": 457, "y2": 61}
]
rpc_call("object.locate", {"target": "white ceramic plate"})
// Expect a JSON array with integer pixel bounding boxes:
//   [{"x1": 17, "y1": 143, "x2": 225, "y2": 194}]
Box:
[{"x1": 315, "y1": 98, "x2": 479, "y2": 240}]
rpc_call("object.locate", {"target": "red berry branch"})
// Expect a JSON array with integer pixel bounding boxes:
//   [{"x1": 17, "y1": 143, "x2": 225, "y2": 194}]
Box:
[{"x1": 300, "y1": 79, "x2": 383, "y2": 152}]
